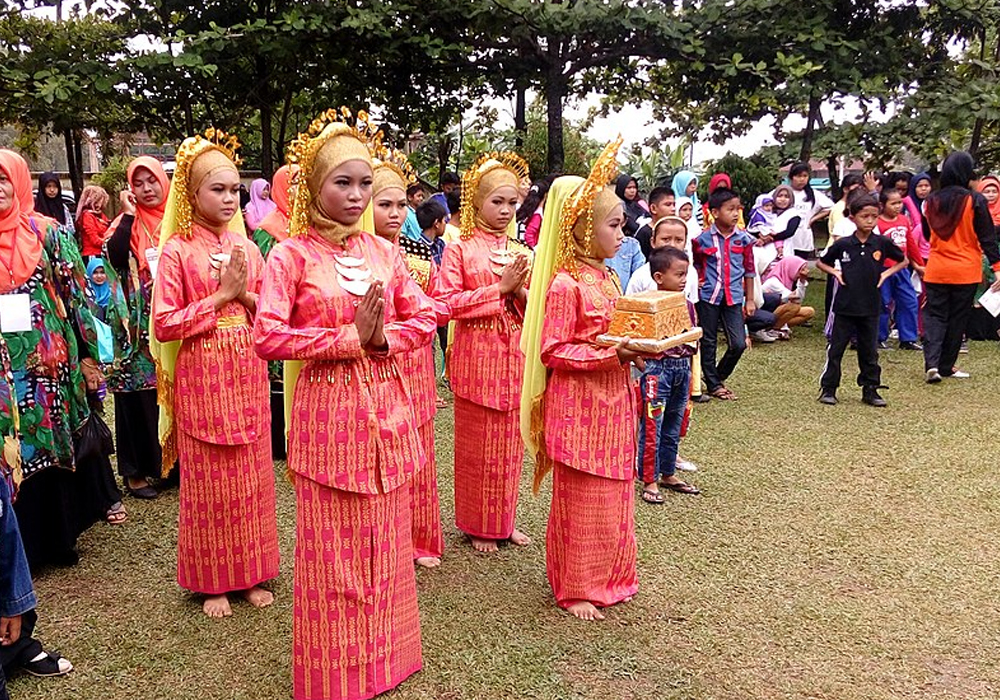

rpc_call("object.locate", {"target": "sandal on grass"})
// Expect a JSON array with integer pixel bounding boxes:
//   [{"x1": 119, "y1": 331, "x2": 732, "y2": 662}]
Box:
[
  {"x1": 709, "y1": 386, "x2": 737, "y2": 401},
  {"x1": 106, "y1": 501, "x2": 128, "y2": 525},
  {"x1": 663, "y1": 481, "x2": 701, "y2": 495},
  {"x1": 23, "y1": 651, "x2": 73, "y2": 677},
  {"x1": 641, "y1": 488, "x2": 665, "y2": 505}
]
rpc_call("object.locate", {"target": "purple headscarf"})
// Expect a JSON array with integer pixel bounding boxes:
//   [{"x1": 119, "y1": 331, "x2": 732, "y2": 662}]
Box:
[{"x1": 244, "y1": 178, "x2": 276, "y2": 231}]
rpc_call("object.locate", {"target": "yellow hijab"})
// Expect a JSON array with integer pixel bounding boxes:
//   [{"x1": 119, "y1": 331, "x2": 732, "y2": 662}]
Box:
[
  {"x1": 282, "y1": 111, "x2": 380, "y2": 435},
  {"x1": 151, "y1": 131, "x2": 246, "y2": 476},
  {"x1": 520, "y1": 138, "x2": 622, "y2": 492}
]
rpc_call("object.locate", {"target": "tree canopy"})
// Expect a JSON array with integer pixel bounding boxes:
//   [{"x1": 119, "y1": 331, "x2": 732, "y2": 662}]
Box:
[{"x1": 1, "y1": 0, "x2": 998, "y2": 195}]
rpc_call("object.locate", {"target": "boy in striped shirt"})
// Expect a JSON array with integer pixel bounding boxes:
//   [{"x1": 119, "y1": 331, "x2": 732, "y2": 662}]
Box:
[{"x1": 691, "y1": 188, "x2": 757, "y2": 401}]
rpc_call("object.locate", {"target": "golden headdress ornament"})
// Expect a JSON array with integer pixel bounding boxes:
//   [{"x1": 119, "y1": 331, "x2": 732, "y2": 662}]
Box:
[
  {"x1": 459, "y1": 151, "x2": 530, "y2": 240},
  {"x1": 170, "y1": 127, "x2": 242, "y2": 238},
  {"x1": 286, "y1": 107, "x2": 384, "y2": 237},
  {"x1": 556, "y1": 135, "x2": 623, "y2": 277},
  {"x1": 372, "y1": 144, "x2": 417, "y2": 187}
]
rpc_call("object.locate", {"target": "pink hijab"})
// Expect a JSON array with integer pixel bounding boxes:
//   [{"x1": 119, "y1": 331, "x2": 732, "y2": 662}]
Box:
[
  {"x1": 244, "y1": 178, "x2": 276, "y2": 231},
  {"x1": 764, "y1": 254, "x2": 808, "y2": 290}
]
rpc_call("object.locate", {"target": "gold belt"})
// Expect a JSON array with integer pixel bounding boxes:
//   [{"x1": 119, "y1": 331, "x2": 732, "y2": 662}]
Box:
[
  {"x1": 306, "y1": 358, "x2": 400, "y2": 386},
  {"x1": 217, "y1": 314, "x2": 249, "y2": 329}
]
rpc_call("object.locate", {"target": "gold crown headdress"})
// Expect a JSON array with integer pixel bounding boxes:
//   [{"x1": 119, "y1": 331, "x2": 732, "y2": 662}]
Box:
[
  {"x1": 556, "y1": 135, "x2": 623, "y2": 277},
  {"x1": 372, "y1": 144, "x2": 417, "y2": 186},
  {"x1": 170, "y1": 127, "x2": 242, "y2": 238},
  {"x1": 286, "y1": 107, "x2": 384, "y2": 237},
  {"x1": 459, "y1": 151, "x2": 530, "y2": 240}
]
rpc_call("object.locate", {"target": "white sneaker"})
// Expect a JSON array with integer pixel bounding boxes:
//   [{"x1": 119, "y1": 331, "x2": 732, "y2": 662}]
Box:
[
  {"x1": 948, "y1": 369, "x2": 970, "y2": 379},
  {"x1": 751, "y1": 330, "x2": 776, "y2": 343},
  {"x1": 925, "y1": 368, "x2": 942, "y2": 384},
  {"x1": 676, "y1": 459, "x2": 698, "y2": 472}
]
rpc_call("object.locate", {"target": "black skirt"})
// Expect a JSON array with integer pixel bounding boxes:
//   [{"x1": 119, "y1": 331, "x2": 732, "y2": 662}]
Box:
[{"x1": 114, "y1": 389, "x2": 162, "y2": 480}]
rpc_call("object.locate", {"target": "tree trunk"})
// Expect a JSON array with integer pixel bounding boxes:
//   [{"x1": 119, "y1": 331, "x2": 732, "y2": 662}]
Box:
[
  {"x1": 514, "y1": 82, "x2": 527, "y2": 150},
  {"x1": 545, "y1": 68, "x2": 567, "y2": 174},
  {"x1": 260, "y1": 101, "x2": 274, "y2": 179},
  {"x1": 798, "y1": 93, "x2": 822, "y2": 163},
  {"x1": 969, "y1": 29, "x2": 1000, "y2": 160},
  {"x1": 437, "y1": 136, "x2": 453, "y2": 182},
  {"x1": 277, "y1": 92, "x2": 293, "y2": 162},
  {"x1": 826, "y1": 154, "x2": 840, "y2": 199},
  {"x1": 63, "y1": 129, "x2": 82, "y2": 201},
  {"x1": 71, "y1": 130, "x2": 85, "y2": 198}
]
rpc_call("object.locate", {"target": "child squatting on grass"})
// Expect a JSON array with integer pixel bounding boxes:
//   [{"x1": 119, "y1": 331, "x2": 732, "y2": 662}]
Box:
[{"x1": 817, "y1": 193, "x2": 907, "y2": 407}]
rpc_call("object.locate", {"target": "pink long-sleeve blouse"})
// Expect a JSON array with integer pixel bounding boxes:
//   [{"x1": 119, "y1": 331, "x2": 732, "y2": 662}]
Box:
[
  {"x1": 540, "y1": 266, "x2": 637, "y2": 481},
  {"x1": 152, "y1": 224, "x2": 269, "y2": 446},
  {"x1": 436, "y1": 230, "x2": 528, "y2": 412},
  {"x1": 253, "y1": 230, "x2": 436, "y2": 495}
]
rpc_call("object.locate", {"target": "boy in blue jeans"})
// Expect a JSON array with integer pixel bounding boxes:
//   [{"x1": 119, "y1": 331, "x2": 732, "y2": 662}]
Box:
[
  {"x1": 692, "y1": 188, "x2": 757, "y2": 401},
  {"x1": 637, "y1": 247, "x2": 700, "y2": 504},
  {"x1": 1, "y1": 475, "x2": 73, "y2": 699}
]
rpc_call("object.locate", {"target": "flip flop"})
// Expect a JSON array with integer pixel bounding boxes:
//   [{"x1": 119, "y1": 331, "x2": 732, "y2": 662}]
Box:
[
  {"x1": 106, "y1": 502, "x2": 128, "y2": 525},
  {"x1": 641, "y1": 489, "x2": 665, "y2": 504},
  {"x1": 663, "y1": 481, "x2": 701, "y2": 495},
  {"x1": 709, "y1": 386, "x2": 737, "y2": 401}
]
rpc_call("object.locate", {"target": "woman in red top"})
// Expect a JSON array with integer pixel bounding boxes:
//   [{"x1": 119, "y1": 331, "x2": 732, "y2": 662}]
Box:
[
  {"x1": 74, "y1": 185, "x2": 110, "y2": 257},
  {"x1": 922, "y1": 151, "x2": 1000, "y2": 383}
]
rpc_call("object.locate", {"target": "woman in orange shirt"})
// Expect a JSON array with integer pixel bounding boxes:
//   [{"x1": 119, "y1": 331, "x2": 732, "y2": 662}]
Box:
[{"x1": 922, "y1": 151, "x2": 1000, "y2": 383}]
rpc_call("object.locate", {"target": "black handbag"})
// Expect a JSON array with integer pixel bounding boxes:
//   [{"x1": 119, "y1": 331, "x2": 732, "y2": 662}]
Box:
[{"x1": 74, "y1": 405, "x2": 115, "y2": 462}]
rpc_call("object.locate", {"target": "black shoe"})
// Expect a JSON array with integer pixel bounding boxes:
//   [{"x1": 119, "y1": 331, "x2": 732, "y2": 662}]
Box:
[
  {"x1": 862, "y1": 387, "x2": 887, "y2": 407},
  {"x1": 818, "y1": 390, "x2": 838, "y2": 405},
  {"x1": 692, "y1": 393, "x2": 712, "y2": 404},
  {"x1": 898, "y1": 341, "x2": 923, "y2": 351}
]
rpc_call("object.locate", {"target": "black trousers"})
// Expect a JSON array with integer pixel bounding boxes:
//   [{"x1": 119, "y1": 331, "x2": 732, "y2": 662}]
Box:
[
  {"x1": 0, "y1": 609, "x2": 42, "y2": 695},
  {"x1": 821, "y1": 313, "x2": 881, "y2": 391},
  {"x1": 697, "y1": 301, "x2": 747, "y2": 392},
  {"x1": 923, "y1": 282, "x2": 978, "y2": 373}
]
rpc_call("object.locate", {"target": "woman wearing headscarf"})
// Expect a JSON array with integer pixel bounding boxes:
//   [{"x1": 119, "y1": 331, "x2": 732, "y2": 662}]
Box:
[
  {"x1": 105, "y1": 156, "x2": 171, "y2": 499},
  {"x1": 74, "y1": 185, "x2": 110, "y2": 257},
  {"x1": 522, "y1": 138, "x2": 640, "y2": 622},
  {"x1": 922, "y1": 151, "x2": 1000, "y2": 383},
  {"x1": 33, "y1": 172, "x2": 72, "y2": 229},
  {"x1": 369, "y1": 147, "x2": 451, "y2": 569},
  {"x1": 243, "y1": 177, "x2": 276, "y2": 232},
  {"x1": 254, "y1": 109, "x2": 434, "y2": 700},
  {"x1": 759, "y1": 255, "x2": 815, "y2": 334},
  {"x1": 251, "y1": 165, "x2": 298, "y2": 259},
  {"x1": 0, "y1": 149, "x2": 107, "y2": 569},
  {"x1": 152, "y1": 130, "x2": 279, "y2": 618},
  {"x1": 437, "y1": 152, "x2": 534, "y2": 553},
  {"x1": 614, "y1": 173, "x2": 646, "y2": 237},
  {"x1": 250, "y1": 163, "x2": 299, "y2": 460},
  {"x1": 672, "y1": 170, "x2": 703, "y2": 229}
]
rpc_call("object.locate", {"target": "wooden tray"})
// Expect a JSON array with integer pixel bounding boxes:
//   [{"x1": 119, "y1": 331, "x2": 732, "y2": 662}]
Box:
[{"x1": 596, "y1": 328, "x2": 703, "y2": 354}]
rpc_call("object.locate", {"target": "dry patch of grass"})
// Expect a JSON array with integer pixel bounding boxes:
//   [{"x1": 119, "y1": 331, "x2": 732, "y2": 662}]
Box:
[{"x1": 12, "y1": 282, "x2": 1000, "y2": 699}]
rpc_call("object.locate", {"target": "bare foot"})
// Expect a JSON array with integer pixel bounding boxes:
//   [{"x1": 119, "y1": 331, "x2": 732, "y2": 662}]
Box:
[
  {"x1": 203, "y1": 594, "x2": 232, "y2": 618},
  {"x1": 241, "y1": 586, "x2": 274, "y2": 609},
  {"x1": 509, "y1": 529, "x2": 532, "y2": 546},
  {"x1": 566, "y1": 601, "x2": 605, "y2": 621},
  {"x1": 415, "y1": 556, "x2": 442, "y2": 569},
  {"x1": 470, "y1": 536, "x2": 499, "y2": 553}
]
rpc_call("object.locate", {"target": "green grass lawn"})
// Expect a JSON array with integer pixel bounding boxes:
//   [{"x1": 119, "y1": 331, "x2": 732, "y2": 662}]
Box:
[{"x1": 12, "y1": 281, "x2": 1000, "y2": 700}]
